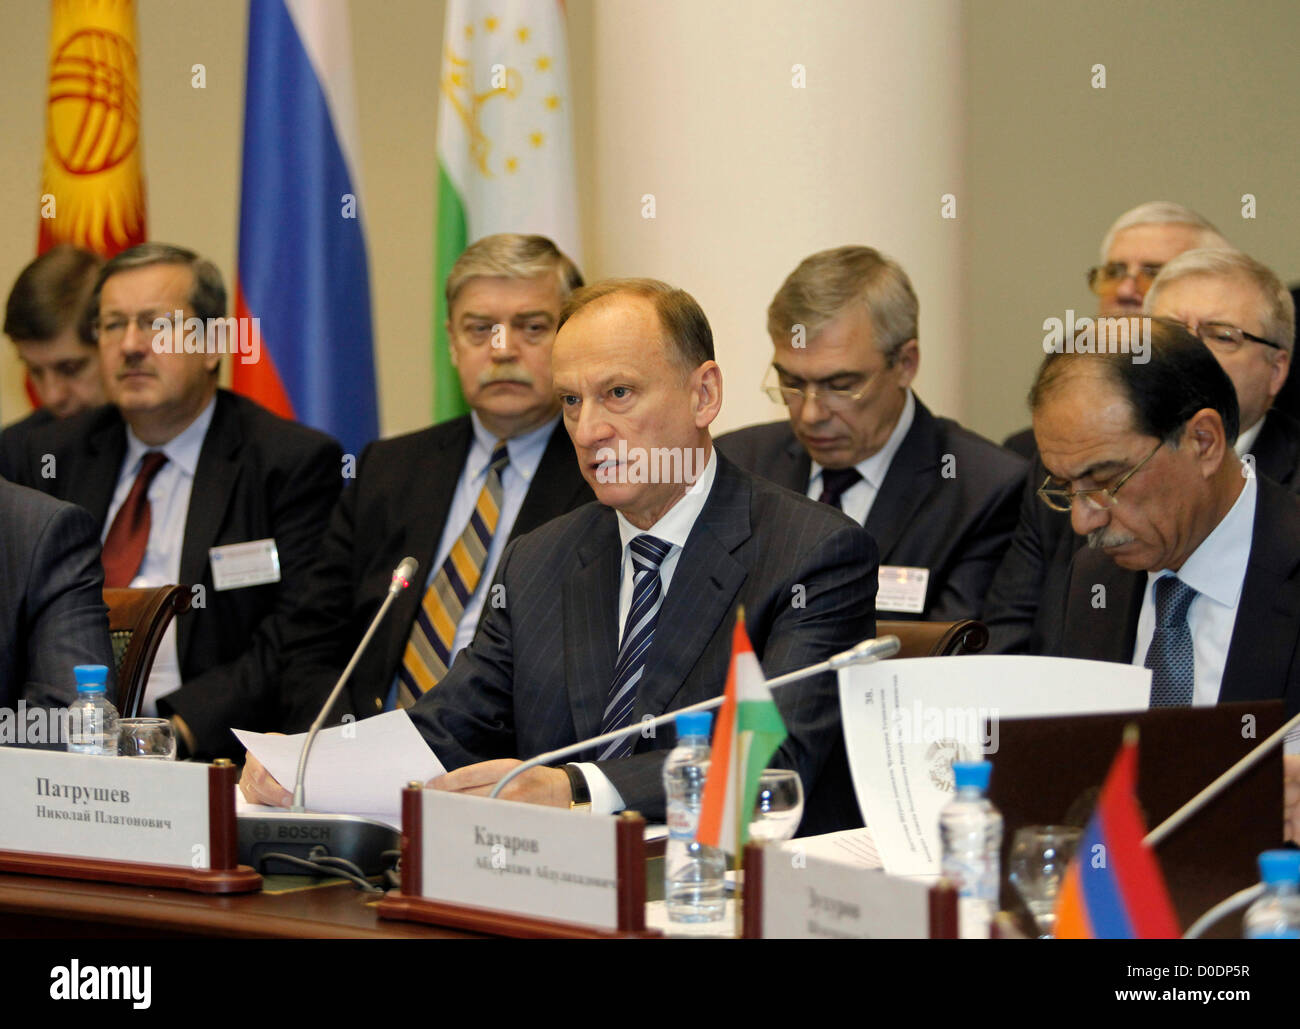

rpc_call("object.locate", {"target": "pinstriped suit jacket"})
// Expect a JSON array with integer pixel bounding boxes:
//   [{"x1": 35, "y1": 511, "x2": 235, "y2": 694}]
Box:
[
  {"x1": 0, "y1": 478, "x2": 115, "y2": 710},
  {"x1": 406, "y1": 452, "x2": 878, "y2": 833}
]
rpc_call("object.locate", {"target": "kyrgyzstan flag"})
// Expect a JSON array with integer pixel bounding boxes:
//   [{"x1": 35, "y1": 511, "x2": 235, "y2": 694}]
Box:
[
  {"x1": 38, "y1": 0, "x2": 148, "y2": 256},
  {"x1": 696, "y1": 614, "x2": 789, "y2": 854}
]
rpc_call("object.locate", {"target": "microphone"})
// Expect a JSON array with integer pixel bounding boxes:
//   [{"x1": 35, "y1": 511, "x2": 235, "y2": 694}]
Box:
[
  {"x1": 488, "y1": 634, "x2": 901, "y2": 799},
  {"x1": 292, "y1": 556, "x2": 419, "y2": 810},
  {"x1": 238, "y1": 557, "x2": 418, "y2": 877}
]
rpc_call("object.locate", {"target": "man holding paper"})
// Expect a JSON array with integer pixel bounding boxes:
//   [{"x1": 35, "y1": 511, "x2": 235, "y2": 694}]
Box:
[{"x1": 243, "y1": 279, "x2": 878, "y2": 834}]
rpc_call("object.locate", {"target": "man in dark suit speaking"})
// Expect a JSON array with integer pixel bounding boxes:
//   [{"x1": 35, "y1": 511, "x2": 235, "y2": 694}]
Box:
[
  {"x1": 245, "y1": 279, "x2": 878, "y2": 832},
  {"x1": 0, "y1": 478, "x2": 115, "y2": 713},
  {"x1": 717, "y1": 245, "x2": 1023, "y2": 621}
]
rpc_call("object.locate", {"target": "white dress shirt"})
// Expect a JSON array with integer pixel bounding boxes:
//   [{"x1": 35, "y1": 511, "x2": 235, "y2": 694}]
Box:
[
  {"x1": 102, "y1": 397, "x2": 217, "y2": 716},
  {"x1": 805, "y1": 389, "x2": 915, "y2": 526},
  {"x1": 574, "y1": 447, "x2": 719, "y2": 814},
  {"x1": 1235, "y1": 413, "x2": 1264, "y2": 461},
  {"x1": 386, "y1": 412, "x2": 558, "y2": 708},
  {"x1": 1130, "y1": 474, "x2": 1256, "y2": 706}
]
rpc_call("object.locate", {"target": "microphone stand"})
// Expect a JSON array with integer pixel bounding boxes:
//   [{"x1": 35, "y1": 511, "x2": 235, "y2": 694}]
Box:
[{"x1": 488, "y1": 634, "x2": 901, "y2": 799}]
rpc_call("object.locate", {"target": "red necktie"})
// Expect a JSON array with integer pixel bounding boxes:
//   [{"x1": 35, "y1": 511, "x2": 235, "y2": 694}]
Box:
[{"x1": 101, "y1": 451, "x2": 168, "y2": 588}]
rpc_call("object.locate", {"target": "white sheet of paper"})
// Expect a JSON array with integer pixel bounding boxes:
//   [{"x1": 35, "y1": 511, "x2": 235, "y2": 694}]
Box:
[
  {"x1": 838, "y1": 655, "x2": 1151, "y2": 878},
  {"x1": 234, "y1": 793, "x2": 402, "y2": 831},
  {"x1": 782, "y1": 827, "x2": 883, "y2": 871},
  {"x1": 233, "y1": 710, "x2": 445, "y2": 819}
]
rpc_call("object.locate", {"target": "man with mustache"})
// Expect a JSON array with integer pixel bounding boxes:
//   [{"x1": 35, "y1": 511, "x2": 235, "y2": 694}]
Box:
[
  {"x1": 276, "y1": 234, "x2": 593, "y2": 729},
  {"x1": 1032, "y1": 319, "x2": 1300, "y2": 841},
  {"x1": 1030, "y1": 318, "x2": 1300, "y2": 722},
  {"x1": 10, "y1": 243, "x2": 342, "y2": 759}
]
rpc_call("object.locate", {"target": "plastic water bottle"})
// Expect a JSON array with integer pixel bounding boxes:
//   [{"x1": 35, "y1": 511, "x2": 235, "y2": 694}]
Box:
[
  {"x1": 940, "y1": 759, "x2": 1003, "y2": 939},
  {"x1": 66, "y1": 665, "x2": 119, "y2": 756},
  {"x1": 663, "y1": 710, "x2": 725, "y2": 922},
  {"x1": 1242, "y1": 850, "x2": 1300, "y2": 939}
]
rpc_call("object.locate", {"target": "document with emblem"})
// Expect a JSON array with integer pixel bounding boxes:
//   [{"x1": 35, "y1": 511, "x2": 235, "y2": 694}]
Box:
[{"x1": 838, "y1": 656, "x2": 1150, "y2": 878}]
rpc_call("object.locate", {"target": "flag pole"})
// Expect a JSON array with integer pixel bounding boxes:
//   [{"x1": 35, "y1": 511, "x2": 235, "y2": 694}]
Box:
[{"x1": 732, "y1": 606, "x2": 746, "y2": 939}]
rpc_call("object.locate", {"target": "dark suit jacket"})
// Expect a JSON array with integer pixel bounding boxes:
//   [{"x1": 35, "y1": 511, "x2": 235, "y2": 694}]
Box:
[
  {"x1": 0, "y1": 408, "x2": 54, "y2": 483},
  {"x1": 405, "y1": 453, "x2": 879, "y2": 834},
  {"x1": 1040, "y1": 476, "x2": 1300, "y2": 717},
  {"x1": 279, "y1": 416, "x2": 594, "y2": 729},
  {"x1": 715, "y1": 397, "x2": 1024, "y2": 621},
  {"x1": 11, "y1": 390, "x2": 342, "y2": 757},
  {"x1": 986, "y1": 411, "x2": 1300, "y2": 655},
  {"x1": 0, "y1": 478, "x2": 115, "y2": 710}
]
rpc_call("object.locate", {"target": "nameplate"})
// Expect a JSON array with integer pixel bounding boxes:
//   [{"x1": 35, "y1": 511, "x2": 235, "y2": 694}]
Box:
[
  {"x1": 756, "y1": 846, "x2": 932, "y2": 939},
  {"x1": 419, "y1": 791, "x2": 620, "y2": 932},
  {"x1": 0, "y1": 748, "x2": 212, "y2": 869}
]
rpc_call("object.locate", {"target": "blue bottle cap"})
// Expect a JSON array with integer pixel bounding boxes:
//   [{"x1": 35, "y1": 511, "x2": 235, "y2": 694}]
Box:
[
  {"x1": 952, "y1": 760, "x2": 992, "y2": 791},
  {"x1": 1258, "y1": 850, "x2": 1300, "y2": 886},
  {"x1": 675, "y1": 711, "x2": 713, "y2": 738},
  {"x1": 74, "y1": 665, "x2": 109, "y2": 690}
]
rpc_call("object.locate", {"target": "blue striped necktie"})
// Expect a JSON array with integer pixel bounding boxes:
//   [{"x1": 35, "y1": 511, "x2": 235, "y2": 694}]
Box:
[
  {"x1": 1144, "y1": 575, "x2": 1198, "y2": 707},
  {"x1": 598, "y1": 534, "x2": 674, "y2": 759}
]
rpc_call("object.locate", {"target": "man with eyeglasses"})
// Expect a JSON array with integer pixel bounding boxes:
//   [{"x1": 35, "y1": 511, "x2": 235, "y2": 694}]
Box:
[
  {"x1": 1028, "y1": 320, "x2": 1300, "y2": 837},
  {"x1": 986, "y1": 249, "x2": 1300, "y2": 654},
  {"x1": 1144, "y1": 248, "x2": 1299, "y2": 488},
  {"x1": 716, "y1": 245, "x2": 1025, "y2": 621},
  {"x1": 1004, "y1": 201, "x2": 1230, "y2": 461},
  {"x1": 8, "y1": 243, "x2": 342, "y2": 759}
]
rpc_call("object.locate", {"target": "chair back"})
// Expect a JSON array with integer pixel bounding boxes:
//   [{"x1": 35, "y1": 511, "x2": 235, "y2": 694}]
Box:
[
  {"x1": 103, "y1": 586, "x2": 192, "y2": 717},
  {"x1": 877, "y1": 619, "x2": 989, "y2": 659}
]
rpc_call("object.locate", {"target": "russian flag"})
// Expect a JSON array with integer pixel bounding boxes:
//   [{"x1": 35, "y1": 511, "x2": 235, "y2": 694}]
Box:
[
  {"x1": 233, "y1": 0, "x2": 378, "y2": 458},
  {"x1": 1054, "y1": 730, "x2": 1181, "y2": 938}
]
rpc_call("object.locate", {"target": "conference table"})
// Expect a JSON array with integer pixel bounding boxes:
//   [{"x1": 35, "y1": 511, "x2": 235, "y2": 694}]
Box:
[{"x1": 0, "y1": 871, "x2": 482, "y2": 939}]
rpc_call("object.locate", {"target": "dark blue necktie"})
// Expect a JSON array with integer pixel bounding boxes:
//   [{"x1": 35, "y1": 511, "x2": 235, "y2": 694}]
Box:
[
  {"x1": 817, "y1": 466, "x2": 863, "y2": 510},
  {"x1": 1144, "y1": 575, "x2": 1198, "y2": 707},
  {"x1": 598, "y1": 534, "x2": 673, "y2": 760}
]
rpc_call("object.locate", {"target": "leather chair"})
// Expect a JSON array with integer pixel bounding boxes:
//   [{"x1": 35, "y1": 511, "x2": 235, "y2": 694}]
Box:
[
  {"x1": 103, "y1": 586, "x2": 192, "y2": 717},
  {"x1": 877, "y1": 619, "x2": 989, "y2": 659}
]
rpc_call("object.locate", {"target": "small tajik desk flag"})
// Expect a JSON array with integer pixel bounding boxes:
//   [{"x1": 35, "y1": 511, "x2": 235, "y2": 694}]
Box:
[{"x1": 696, "y1": 614, "x2": 788, "y2": 853}]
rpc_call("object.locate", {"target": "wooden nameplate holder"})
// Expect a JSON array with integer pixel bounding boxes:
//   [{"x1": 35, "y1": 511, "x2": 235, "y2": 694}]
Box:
[
  {"x1": 377, "y1": 785, "x2": 660, "y2": 938},
  {"x1": 0, "y1": 760, "x2": 261, "y2": 894},
  {"x1": 741, "y1": 841, "x2": 959, "y2": 939}
]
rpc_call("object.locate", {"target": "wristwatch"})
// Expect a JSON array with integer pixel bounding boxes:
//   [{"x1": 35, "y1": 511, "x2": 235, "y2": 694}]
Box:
[{"x1": 561, "y1": 764, "x2": 592, "y2": 810}]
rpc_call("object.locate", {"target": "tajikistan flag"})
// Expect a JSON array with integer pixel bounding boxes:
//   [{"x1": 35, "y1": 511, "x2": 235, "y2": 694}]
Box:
[
  {"x1": 433, "y1": 0, "x2": 582, "y2": 420},
  {"x1": 696, "y1": 615, "x2": 789, "y2": 853}
]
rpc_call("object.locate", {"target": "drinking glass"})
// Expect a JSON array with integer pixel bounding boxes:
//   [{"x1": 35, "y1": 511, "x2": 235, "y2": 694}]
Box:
[
  {"x1": 118, "y1": 718, "x2": 178, "y2": 760},
  {"x1": 748, "y1": 769, "x2": 804, "y2": 844},
  {"x1": 1008, "y1": 825, "x2": 1081, "y2": 937}
]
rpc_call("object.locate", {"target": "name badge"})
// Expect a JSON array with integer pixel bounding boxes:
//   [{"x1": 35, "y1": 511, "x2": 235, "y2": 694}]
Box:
[
  {"x1": 209, "y1": 538, "x2": 281, "y2": 591},
  {"x1": 877, "y1": 565, "x2": 929, "y2": 614}
]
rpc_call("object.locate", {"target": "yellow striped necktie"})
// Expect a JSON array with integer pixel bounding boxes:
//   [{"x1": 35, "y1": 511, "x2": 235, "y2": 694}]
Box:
[{"x1": 396, "y1": 440, "x2": 510, "y2": 707}]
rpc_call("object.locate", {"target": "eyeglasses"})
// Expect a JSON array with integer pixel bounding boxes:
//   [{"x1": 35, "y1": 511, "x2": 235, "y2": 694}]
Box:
[
  {"x1": 1087, "y1": 262, "x2": 1163, "y2": 297},
  {"x1": 1036, "y1": 440, "x2": 1162, "y2": 512},
  {"x1": 1152, "y1": 315, "x2": 1282, "y2": 354},
  {"x1": 94, "y1": 311, "x2": 171, "y2": 343},
  {"x1": 761, "y1": 365, "x2": 874, "y2": 411}
]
